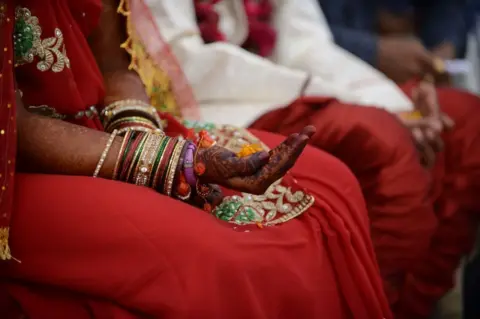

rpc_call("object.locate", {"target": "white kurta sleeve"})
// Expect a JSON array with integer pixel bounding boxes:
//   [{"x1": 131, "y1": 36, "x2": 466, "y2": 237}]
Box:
[
  {"x1": 271, "y1": 0, "x2": 414, "y2": 112},
  {"x1": 144, "y1": 0, "x2": 357, "y2": 105}
]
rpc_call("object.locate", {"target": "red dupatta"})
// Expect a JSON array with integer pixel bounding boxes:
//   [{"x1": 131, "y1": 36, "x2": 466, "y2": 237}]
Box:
[{"x1": 0, "y1": 0, "x2": 16, "y2": 261}]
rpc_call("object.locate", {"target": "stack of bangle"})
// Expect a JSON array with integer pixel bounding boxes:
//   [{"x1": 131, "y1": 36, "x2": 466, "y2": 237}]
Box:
[
  {"x1": 95, "y1": 128, "x2": 217, "y2": 211},
  {"x1": 108, "y1": 130, "x2": 189, "y2": 198},
  {"x1": 101, "y1": 99, "x2": 163, "y2": 134}
]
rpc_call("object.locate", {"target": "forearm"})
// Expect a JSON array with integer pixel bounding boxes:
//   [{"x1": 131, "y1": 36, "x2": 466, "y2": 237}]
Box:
[
  {"x1": 89, "y1": 0, "x2": 148, "y2": 104},
  {"x1": 16, "y1": 0, "x2": 153, "y2": 178},
  {"x1": 17, "y1": 99, "x2": 121, "y2": 178}
]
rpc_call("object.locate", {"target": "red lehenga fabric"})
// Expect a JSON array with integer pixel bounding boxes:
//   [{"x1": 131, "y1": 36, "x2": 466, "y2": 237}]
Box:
[
  {"x1": 251, "y1": 81, "x2": 480, "y2": 318},
  {"x1": 0, "y1": 0, "x2": 392, "y2": 318}
]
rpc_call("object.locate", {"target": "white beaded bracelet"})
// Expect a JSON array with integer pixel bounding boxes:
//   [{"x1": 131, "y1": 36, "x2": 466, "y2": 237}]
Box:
[{"x1": 93, "y1": 129, "x2": 119, "y2": 178}]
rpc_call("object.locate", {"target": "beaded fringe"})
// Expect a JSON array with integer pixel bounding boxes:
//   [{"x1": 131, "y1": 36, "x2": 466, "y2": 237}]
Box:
[{"x1": 0, "y1": 227, "x2": 12, "y2": 260}]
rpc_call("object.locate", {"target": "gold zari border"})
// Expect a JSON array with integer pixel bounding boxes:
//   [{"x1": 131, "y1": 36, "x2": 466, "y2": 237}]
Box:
[{"x1": 0, "y1": 227, "x2": 11, "y2": 260}]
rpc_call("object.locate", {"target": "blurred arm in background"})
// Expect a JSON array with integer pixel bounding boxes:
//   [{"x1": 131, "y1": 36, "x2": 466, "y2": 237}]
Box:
[
  {"x1": 319, "y1": 0, "x2": 467, "y2": 82},
  {"x1": 381, "y1": 0, "x2": 467, "y2": 59}
]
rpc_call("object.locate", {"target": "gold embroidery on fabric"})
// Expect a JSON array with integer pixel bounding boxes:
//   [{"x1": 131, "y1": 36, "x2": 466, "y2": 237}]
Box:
[
  {"x1": 199, "y1": 124, "x2": 315, "y2": 226},
  {"x1": 0, "y1": 227, "x2": 11, "y2": 260},
  {"x1": 14, "y1": 7, "x2": 70, "y2": 72},
  {"x1": 118, "y1": 1, "x2": 181, "y2": 117},
  {"x1": 219, "y1": 180, "x2": 315, "y2": 226}
]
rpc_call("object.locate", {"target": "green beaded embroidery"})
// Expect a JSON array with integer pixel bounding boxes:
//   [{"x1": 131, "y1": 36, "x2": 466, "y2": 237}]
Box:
[
  {"x1": 13, "y1": 7, "x2": 70, "y2": 72},
  {"x1": 13, "y1": 7, "x2": 41, "y2": 65},
  {"x1": 214, "y1": 198, "x2": 262, "y2": 224},
  {"x1": 182, "y1": 120, "x2": 216, "y2": 133}
]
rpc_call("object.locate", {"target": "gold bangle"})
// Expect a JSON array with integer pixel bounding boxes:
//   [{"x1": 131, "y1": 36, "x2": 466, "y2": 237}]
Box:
[
  {"x1": 93, "y1": 129, "x2": 119, "y2": 178},
  {"x1": 105, "y1": 106, "x2": 158, "y2": 120},
  {"x1": 133, "y1": 134, "x2": 153, "y2": 186},
  {"x1": 103, "y1": 106, "x2": 159, "y2": 128},
  {"x1": 102, "y1": 99, "x2": 162, "y2": 129},
  {"x1": 164, "y1": 139, "x2": 185, "y2": 196},
  {"x1": 143, "y1": 135, "x2": 166, "y2": 188},
  {"x1": 104, "y1": 99, "x2": 151, "y2": 111},
  {"x1": 112, "y1": 129, "x2": 132, "y2": 180},
  {"x1": 135, "y1": 134, "x2": 164, "y2": 186},
  {"x1": 117, "y1": 126, "x2": 163, "y2": 135},
  {"x1": 126, "y1": 133, "x2": 149, "y2": 182},
  {"x1": 105, "y1": 116, "x2": 157, "y2": 133},
  {"x1": 151, "y1": 137, "x2": 172, "y2": 190}
]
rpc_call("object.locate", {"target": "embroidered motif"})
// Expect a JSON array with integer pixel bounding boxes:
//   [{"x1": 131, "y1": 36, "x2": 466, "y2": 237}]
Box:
[
  {"x1": 14, "y1": 7, "x2": 70, "y2": 72},
  {"x1": 184, "y1": 121, "x2": 315, "y2": 226},
  {"x1": 214, "y1": 180, "x2": 314, "y2": 226}
]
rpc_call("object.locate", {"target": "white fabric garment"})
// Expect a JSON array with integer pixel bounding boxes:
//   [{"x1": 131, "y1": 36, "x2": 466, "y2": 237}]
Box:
[{"x1": 145, "y1": 0, "x2": 413, "y2": 127}]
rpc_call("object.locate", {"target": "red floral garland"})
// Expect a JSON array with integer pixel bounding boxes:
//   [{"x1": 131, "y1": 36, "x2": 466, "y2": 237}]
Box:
[{"x1": 194, "y1": 0, "x2": 276, "y2": 57}]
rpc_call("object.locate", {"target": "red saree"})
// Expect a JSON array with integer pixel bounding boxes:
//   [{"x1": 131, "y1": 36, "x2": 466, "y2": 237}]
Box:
[
  {"x1": 0, "y1": 0, "x2": 392, "y2": 318},
  {"x1": 251, "y1": 81, "x2": 480, "y2": 318}
]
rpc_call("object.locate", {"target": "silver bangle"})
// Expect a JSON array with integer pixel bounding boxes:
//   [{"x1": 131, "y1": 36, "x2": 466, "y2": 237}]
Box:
[{"x1": 93, "y1": 129, "x2": 119, "y2": 178}]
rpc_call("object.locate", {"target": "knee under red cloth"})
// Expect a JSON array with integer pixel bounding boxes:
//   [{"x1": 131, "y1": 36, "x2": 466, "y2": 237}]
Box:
[
  {"x1": 395, "y1": 86, "x2": 480, "y2": 318},
  {"x1": 251, "y1": 88, "x2": 480, "y2": 318},
  {"x1": 1, "y1": 131, "x2": 391, "y2": 319}
]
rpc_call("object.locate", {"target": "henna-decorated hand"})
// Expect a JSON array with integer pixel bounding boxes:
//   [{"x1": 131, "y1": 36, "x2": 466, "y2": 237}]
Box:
[
  {"x1": 190, "y1": 184, "x2": 224, "y2": 210},
  {"x1": 196, "y1": 126, "x2": 316, "y2": 194}
]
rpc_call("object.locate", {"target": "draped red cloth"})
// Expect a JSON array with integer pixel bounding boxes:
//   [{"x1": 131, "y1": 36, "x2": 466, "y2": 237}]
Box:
[
  {"x1": 0, "y1": 0, "x2": 17, "y2": 261},
  {"x1": 251, "y1": 85, "x2": 480, "y2": 318},
  {"x1": 0, "y1": 0, "x2": 392, "y2": 318},
  {"x1": 150, "y1": 0, "x2": 480, "y2": 316}
]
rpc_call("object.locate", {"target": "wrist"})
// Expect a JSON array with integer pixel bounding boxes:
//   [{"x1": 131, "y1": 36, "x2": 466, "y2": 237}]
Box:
[
  {"x1": 106, "y1": 132, "x2": 186, "y2": 195},
  {"x1": 94, "y1": 127, "x2": 219, "y2": 212},
  {"x1": 102, "y1": 99, "x2": 163, "y2": 133}
]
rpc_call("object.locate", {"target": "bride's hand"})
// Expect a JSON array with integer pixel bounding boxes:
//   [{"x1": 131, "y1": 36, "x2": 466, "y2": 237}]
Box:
[{"x1": 196, "y1": 126, "x2": 316, "y2": 194}]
